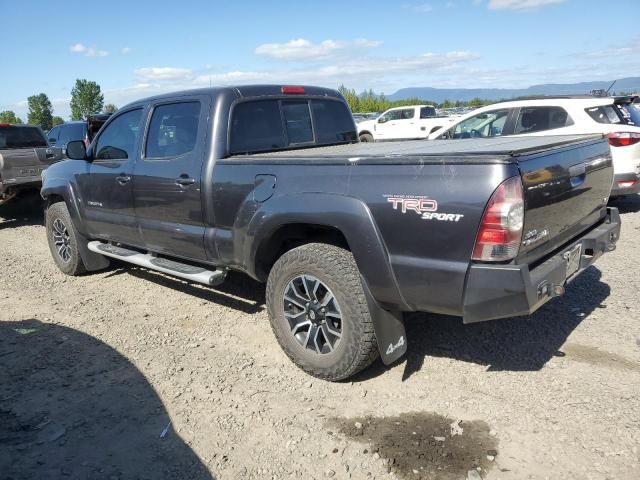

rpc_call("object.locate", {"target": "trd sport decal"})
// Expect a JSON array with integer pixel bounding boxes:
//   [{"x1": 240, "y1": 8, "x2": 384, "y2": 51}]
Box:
[{"x1": 385, "y1": 195, "x2": 464, "y2": 222}]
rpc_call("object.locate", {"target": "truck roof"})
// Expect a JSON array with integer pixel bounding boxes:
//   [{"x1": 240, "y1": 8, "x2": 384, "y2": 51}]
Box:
[
  {"x1": 228, "y1": 134, "x2": 604, "y2": 162},
  {"x1": 121, "y1": 85, "x2": 344, "y2": 109}
]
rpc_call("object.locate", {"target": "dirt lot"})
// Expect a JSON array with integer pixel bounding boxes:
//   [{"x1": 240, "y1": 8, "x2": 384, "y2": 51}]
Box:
[{"x1": 1, "y1": 192, "x2": 639, "y2": 480}]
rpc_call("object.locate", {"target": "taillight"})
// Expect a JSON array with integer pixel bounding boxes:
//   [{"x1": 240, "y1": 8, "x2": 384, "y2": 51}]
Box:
[
  {"x1": 472, "y1": 176, "x2": 524, "y2": 262},
  {"x1": 607, "y1": 132, "x2": 640, "y2": 147},
  {"x1": 281, "y1": 86, "x2": 305, "y2": 94}
]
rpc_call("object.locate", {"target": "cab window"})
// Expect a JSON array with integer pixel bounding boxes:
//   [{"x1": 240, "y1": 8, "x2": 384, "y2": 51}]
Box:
[
  {"x1": 451, "y1": 109, "x2": 510, "y2": 139},
  {"x1": 94, "y1": 109, "x2": 143, "y2": 160},
  {"x1": 145, "y1": 102, "x2": 200, "y2": 159},
  {"x1": 514, "y1": 106, "x2": 572, "y2": 134}
]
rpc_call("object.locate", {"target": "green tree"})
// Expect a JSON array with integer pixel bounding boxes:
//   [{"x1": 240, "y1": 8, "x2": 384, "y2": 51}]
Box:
[
  {"x1": 0, "y1": 110, "x2": 23, "y2": 124},
  {"x1": 52, "y1": 116, "x2": 64, "y2": 126},
  {"x1": 103, "y1": 103, "x2": 118, "y2": 114},
  {"x1": 70, "y1": 79, "x2": 104, "y2": 120},
  {"x1": 27, "y1": 93, "x2": 53, "y2": 130}
]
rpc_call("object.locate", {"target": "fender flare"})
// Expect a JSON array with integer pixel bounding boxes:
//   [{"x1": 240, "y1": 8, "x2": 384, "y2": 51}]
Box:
[
  {"x1": 244, "y1": 193, "x2": 409, "y2": 311},
  {"x1": 41, "y1": 179, "x2": 109, "y2": 272}
]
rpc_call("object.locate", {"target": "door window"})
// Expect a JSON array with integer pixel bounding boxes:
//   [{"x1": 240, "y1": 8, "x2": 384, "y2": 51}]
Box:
[
  {"x1": 452, "y1": 109, "x2": 510, "y2": 138},
  {"x1": 380, "y1": 109, "x2": 414, "y2": 122},
  {"x1": 514, "y1": 106, "x2": 572, "y2": 134},
  {"x1": 145, "y1": 102, "x2": 201, "y2": 159},
  {"x1": 94, "y1": 109, "x2": 143, "y2": 160}
]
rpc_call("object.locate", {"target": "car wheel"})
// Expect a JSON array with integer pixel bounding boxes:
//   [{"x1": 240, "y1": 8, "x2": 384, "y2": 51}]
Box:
[
  {"x1": 359, "y1": 133, "x2": 374, "y2": 143},
  {"x1": 46, "y1": 202, "x2": 87, "y2": 275},
  {"x1": 266, "y1": 243, "x2": 379, "y2": 381}
]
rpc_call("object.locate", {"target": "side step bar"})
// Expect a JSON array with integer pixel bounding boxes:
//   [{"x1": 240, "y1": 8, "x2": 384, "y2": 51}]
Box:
[{"x1": 87, "y1": 241, "x2": 226, "y2": 286}]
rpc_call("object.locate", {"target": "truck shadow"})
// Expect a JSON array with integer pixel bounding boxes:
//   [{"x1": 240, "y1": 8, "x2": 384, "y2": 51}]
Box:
[
  {"x1": 356, "y1": 266, "x2": 610, "y2": 382},
  {"x1": 104, "y1": 267, "x2": 265, "y2": 314},
  {"x1": 0, "y1": 191, "x2": 44, "y2": 230},
  {"x1": 0, "y1": 319, "x2": 215, "y2": 480}
]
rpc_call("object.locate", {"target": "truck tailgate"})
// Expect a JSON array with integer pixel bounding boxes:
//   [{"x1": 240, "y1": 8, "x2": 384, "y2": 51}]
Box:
[
  {"x1": 0, "y1": 147, "x2": 62, "y2": 181},
  {"x1": 516, "y1": 136, "x2": 613, "y2": 264}
]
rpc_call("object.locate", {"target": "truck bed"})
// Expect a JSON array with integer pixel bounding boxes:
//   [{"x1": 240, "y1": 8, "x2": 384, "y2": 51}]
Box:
[{"x1": 228, "y1": 134, "x2": 604, "y2": 162}]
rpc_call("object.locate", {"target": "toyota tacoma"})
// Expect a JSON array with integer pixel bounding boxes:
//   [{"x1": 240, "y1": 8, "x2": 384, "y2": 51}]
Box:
[{"x1": 41, "y1": 85, "x2": 620, "y2": 380}]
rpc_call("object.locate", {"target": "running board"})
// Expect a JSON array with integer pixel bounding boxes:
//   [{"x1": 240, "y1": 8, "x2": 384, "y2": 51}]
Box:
[{"x1": 87, "y1": 241, "x2": 226, "y2": 286}]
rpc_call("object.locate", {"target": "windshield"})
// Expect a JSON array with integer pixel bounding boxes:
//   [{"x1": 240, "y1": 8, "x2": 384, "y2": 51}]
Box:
[{"x1": 0, "y1": 126, "x2": 48, "y2": 149}]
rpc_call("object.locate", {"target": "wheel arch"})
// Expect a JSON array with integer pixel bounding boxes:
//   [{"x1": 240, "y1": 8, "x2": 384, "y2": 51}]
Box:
[{"x1": 245, "y1": 193, "x2": 409, "y2": 310}]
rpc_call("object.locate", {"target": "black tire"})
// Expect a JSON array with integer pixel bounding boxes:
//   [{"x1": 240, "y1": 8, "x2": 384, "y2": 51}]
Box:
[
  {"x1": 46, "y1": 202, "x2": 87, "y2": 276},
  {"x1": 266, "y1": 243, "x2": 379, "y2": 381},
  {"x1": 359, "y1": 133, "x2": 374, "y2": 143}
]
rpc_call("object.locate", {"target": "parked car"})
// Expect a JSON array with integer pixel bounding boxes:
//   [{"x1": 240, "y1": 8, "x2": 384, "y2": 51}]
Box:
[
  {"x1": 357, "y1": 105, "x2": 455, "y2": 142},
  {"x1": 0, "y1": 124, "x2": 62, "y2": 206},
  {"x1": 428, "y1": 95, "x2": 640, "y2": 197},
  {"x1": 41, "y1": 85, "x2": 620, "y2": 381},
  {"x1": 47, "y1": 114, "x2": 112, "y2": 155}
]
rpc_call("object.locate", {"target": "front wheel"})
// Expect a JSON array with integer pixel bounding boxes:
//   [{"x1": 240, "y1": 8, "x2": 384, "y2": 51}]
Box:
[
  {"x1": 46, "y1": 202, "x2": 87, "y2": 275},
  {"x1": 266, "y1": 243, "x2": 379, "y2": 381}
]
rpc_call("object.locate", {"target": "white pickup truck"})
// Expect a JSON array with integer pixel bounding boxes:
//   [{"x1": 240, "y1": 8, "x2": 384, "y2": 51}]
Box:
[{"x1": 356, "y1": 105, "x2": 455, "y2": 142}]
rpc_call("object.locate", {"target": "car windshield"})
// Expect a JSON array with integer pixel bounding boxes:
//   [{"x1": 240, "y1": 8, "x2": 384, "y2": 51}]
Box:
[{"x1": 0, "y1": 126, "x2": 48, "y2": 149}]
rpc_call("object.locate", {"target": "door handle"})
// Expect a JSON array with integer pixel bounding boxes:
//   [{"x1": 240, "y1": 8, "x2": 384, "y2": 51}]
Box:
[
  {"x1": 116, "y1": 175, "x2": 131, "y2": 185},
  {"x1": 175, "y1": 176, "x2": 195, "y2": 187}
]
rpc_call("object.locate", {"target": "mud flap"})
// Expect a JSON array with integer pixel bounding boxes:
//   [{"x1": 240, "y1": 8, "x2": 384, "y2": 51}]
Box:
[
  {"x1": 361, "y1": 276, "x2": 407, "y2": 365},
  {"x1": 77, "y1": 233, "x2": 111, "y2": 272}
]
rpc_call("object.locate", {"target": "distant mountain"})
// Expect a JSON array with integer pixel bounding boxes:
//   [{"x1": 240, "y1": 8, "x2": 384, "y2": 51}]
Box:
[{"x1": 387, "y1": 77, "x2": 640, "y2": 103}]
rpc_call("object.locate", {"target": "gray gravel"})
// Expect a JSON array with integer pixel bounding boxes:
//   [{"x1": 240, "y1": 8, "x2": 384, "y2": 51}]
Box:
[{"x1": 1, "y1": 192, "x2": 639, "y2": 480}]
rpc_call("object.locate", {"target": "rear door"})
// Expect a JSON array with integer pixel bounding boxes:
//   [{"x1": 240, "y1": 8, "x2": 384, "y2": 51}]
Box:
[
  {"x1": 132, "y1": 96, "x2": 209, "y2": 261},
  {"x1": 75, "y1": 108, "x2": 144, "y2": 244}
]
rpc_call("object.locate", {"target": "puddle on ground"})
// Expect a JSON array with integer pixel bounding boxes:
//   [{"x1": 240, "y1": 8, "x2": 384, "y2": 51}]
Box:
[
  {"x1": 329, "y1": 412, "x2": 498, "y2": 479},
  {"x1": 562, "y1": 343, "x2": 639, "y2": 372}
]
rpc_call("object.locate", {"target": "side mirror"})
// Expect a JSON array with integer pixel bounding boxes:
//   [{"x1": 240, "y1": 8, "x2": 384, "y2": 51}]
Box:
[
  {"x1": 378, "y1": 116, "x2": 387, "y2": 124},
  {"x1": 66, "y1": 140, "x2": 87, "y2": 160}
]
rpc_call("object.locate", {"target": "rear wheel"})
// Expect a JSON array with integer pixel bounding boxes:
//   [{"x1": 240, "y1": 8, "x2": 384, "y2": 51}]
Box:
[
  {"x1": 46, "y1": 202, "x2": 86, "y2": 275},
  {"x1": 266, "y1": 243, "x2": 379, "y2": 381},
  {"x1": 359, "y1": 133, "x2": 374, "y2": 143}
]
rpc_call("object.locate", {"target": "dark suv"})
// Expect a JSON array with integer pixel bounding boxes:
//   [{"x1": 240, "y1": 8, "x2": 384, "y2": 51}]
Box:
[{"x1": 47, "y1": 114, "x2": 112, "y2": 155}]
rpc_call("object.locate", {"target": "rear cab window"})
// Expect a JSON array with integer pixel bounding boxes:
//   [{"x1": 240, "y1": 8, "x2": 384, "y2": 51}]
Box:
[
  {"x1": 615, "y1": 102, "x2": 640, "y2": 126},
  {"x1": 229, "y1": 98, "x2": 356, "y2": 155},
  {"x1": 0, "y1": 126, "x2": 47, "y2": 149},
  {"x1": 420, "y1": 107, "x2": 436, "y2": 118}
]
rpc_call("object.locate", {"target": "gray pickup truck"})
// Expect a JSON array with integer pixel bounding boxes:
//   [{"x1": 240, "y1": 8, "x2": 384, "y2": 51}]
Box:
[
  {"x1": 41, "y1": 85, "x2": 621, "y2": 380},
  {"x1": 0, "y1": 124, "x2": 62, "y2": 206}
]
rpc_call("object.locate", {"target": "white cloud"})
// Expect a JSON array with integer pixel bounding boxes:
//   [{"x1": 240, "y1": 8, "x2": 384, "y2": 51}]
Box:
[
  {"x1": 121, "y1": 47, "x2": 131, "y2": 55},
  {"x1": 488, "y1": 0, "x2": 566, "y2": 10},
  {"x1": 69, "y1": 43, "x2": 109, "y2": 57},
  {"x1": 255, "y1": 38, "x2": 382, "y2": 60},
  {"x1": 404, "y1": 3, "x2": 433, "y2": 13},
  {"x1": 134, "y1": 67, "x2": 194, "y2": 81}
]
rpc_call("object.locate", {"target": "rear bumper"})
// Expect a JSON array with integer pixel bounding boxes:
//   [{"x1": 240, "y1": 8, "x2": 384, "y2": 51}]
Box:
[
  {"x1": 0, "y1": 175, "x2": 42, "y2": 194},
  {"x1": 462, "y1": 207, "x2": 621, "y2": 323},
  {"x1": 611, "y1": 172, "x2": 640, "y2": 196}
]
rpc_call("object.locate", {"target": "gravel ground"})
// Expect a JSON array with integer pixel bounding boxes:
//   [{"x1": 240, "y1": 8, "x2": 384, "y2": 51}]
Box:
[{"x1": 1, "y1": 192, "x2": 639, "y2": 480}]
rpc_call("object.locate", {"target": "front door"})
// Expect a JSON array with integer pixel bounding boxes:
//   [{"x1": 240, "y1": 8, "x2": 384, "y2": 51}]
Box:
[
  {"x1": 132, "y1": 98, "x2": 208, "y2": 261},
  {"x1": 76, "y1": 107, "x2": 144, "y2": 245}
]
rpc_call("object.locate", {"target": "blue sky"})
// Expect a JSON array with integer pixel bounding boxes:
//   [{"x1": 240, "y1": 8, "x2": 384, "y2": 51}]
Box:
[{"x1": 2, "y1": 0, "x2": 638, "y2": 119}]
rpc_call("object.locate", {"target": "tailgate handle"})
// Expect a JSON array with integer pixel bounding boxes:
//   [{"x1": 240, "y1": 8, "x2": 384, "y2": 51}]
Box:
[{"x1": 569, "y1": 163, "x2": 586, "y2": 187}]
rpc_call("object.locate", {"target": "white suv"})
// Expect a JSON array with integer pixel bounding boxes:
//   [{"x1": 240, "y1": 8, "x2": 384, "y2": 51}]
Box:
[{"x1": 428, "y1": 96, "x2": 640, "y2": 196}]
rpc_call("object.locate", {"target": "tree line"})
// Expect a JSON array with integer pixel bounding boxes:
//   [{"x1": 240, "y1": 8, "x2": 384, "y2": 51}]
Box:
[
  {"x1": 338, "y1": 85, "x2": 493, "y2": 113},
  {"x1": 0, "y1": 79, "x2": 117, "y2": 131}
]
